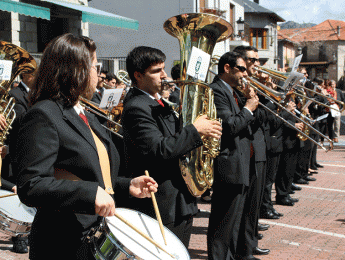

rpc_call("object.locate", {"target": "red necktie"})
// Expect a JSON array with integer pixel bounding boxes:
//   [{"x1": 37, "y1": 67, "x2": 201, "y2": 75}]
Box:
[
  {"x1": 79, "y1": 113, "x2": 89, "y2": 126},
  {"x1": 156, "y1": 99, "x2": 165, "y2": 107},
  {"x1": 233, "y1": 91, "x2": 238, "y2": 105}
]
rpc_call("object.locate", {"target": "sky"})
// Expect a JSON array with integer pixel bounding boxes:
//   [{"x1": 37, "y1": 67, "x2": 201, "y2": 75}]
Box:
[{"x1": 260, "y1": 0, "x2": 345, "y2": 24}]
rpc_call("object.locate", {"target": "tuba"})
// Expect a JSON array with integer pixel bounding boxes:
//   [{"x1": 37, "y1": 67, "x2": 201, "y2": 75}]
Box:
[
  {"x1": 0, "y1": 41, "x2": 36, "y2": 146},
  {"x1": 163, "y1": 13, "x2": 233, "y2": 197}
]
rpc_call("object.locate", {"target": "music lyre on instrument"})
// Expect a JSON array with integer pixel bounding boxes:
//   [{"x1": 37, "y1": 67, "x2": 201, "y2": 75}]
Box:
[{"x1": 145, "y1": 170, "x2": 167, "y2": 245}]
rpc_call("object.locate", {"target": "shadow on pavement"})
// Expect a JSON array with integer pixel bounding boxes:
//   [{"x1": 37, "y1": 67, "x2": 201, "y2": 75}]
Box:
[{"x1": 189, "y1": 249, "x2": 208, "y2": 259}]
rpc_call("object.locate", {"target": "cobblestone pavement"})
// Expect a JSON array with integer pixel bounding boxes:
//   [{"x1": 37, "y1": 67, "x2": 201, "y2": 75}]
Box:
[
  {"x1": 1, "y1": 136, "x2": 344, "y2": 260},
  {"x1": 190, "y1": 135, "x2": 345, "y2": 260}
]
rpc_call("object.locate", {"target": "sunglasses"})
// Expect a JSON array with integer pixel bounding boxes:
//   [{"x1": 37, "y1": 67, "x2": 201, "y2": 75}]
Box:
[
  {"x1": 99, "y1": 76, "x2": 106, "y2": 80},
  {"x1": 246, "y1": 57, "x2": 259, "y2": 63},
  {"x1": 93, "y1": 62, "x2": 102, "y2": 75},
  {"x1": 235, "y1": 65, "x2": 247, "y2": 73}
]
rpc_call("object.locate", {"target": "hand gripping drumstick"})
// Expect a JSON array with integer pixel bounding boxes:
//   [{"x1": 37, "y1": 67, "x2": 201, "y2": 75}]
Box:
[
  {"x1": 145, "y1": 170, "x2": 168, "y2": 245},
  {"x1": 113, "y1": 213, "x2": 175, "y2": 258}
]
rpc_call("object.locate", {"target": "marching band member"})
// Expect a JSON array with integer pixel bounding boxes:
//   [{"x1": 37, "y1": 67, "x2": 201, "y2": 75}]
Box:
[
  {"x1": 233, "y1": 46, "x2": 270, "y2": 257},
  {"x1": 207, "y1": 51, "x2": 258, "y2": 260},
  {"x1": 13, "y1": 34, "x2": 158, "y2": 260},
  {"x1": 122, "y1": 46, "x2": 222, "y2": 247}
]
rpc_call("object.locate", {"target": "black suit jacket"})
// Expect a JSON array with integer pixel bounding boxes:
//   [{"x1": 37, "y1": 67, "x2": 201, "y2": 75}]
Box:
[
  {"x1": 91, "y1": 87, "x2": 104, "y2": 104},
  {"x1": 122, "y1": 87, "x2": 202, "y2": 224},
  {"x1": 14, "y1": 99, "x2": 131, "y2": 258},
  {"x1": 210, "y1": 77, "x2": 255, "y2": 186},
  {"x1": 169, "y1": 88, "x2": 180, "y2": 105}
]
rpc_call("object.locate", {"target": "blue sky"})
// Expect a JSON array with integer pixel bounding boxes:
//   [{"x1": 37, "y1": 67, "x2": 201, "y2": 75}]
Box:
[{"x1": 260, "y1": 0, "x2": 345, "y2": 24}]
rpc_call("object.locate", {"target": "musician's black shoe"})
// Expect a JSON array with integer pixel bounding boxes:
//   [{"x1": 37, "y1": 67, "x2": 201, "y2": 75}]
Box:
[
  {"x1": 258, "y1": 223, "x2": 270, "y2": 231},
  {"x1": 276, "y1": 197, "x2": 295, "y2": 206},
  {"x1": 257, "y1": 233, "x2": 263, "y2": 240},
  {"x1": 272, "y1": 208, "x2": 284, "y2": 217},
  {"x1": 12, "y1": 236, "x2": 28, "y2": 254},
  {"x1": 295, "y1": 178, "x2": 309, "y2": 185},
  {"x1": 289, "y1": 190, "x2": 295, "y2": 194},
  {"x1": 253, "y1": 247, "x2": 270, "y2": 255},
  {"x1": 260, "y1": 210, "x2": 279, "y2": 219},
  {"x1": 304, "y1": 176, "x2": 316, "y2": 181},
  {"x1": 291, "y1": 183, "x2": 302, "y2": 190},
  {"x1": 287, "y1": 196, "x2": 299, "y2": 203},
  {"x1": 316, "y1": 163, "x2": 324, "y2": 168},
  {"x1": 236, "y1": 255, "x2": 260, "y2": 260}
]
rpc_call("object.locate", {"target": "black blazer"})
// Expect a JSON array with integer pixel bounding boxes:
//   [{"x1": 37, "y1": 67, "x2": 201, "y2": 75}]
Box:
[
  {"x1": 169, "y1": 88, "x2": 180, "y2": 105},
  {"x1": 210, "y1": 77, "x2": 255, "y2": 186},
  {"x1": 14, "y1": 99, "x2": 131, "y2": 259},
  {"x1": 122, "y1": 87, "x2": 202, "y2": 224},
  {"x1": 91, "y1": 87, "x2": 104, "y2": 104}
]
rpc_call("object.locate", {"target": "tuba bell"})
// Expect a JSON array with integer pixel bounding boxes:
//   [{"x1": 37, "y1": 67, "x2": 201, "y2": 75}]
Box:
[
  {"x1": 0, "y1": 41, "x2": 36, "y2": 146},
  {"x1": 163, "y1": 13, "x2": 233, "y2": 197}
]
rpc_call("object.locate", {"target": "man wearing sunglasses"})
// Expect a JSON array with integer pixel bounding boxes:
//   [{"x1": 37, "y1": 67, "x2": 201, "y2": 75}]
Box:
[
  {"x1": 207, "y1": 51, "x2": 260, "y2": 260},
  {"x1": 91, "y1": 69, "x2": 107, "y2": 104}
]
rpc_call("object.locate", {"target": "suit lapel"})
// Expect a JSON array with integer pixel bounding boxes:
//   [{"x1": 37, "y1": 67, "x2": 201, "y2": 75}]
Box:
[
  {"x1": 60, "y1": 104, "x2": 97, "y2": 152},
  {"x1": 216, "y1": 79, "x2": 240, "y2": 113}
]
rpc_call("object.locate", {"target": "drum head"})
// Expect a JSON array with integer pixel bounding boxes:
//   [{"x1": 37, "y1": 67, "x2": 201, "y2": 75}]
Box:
[
  {"x1": 0, "y1": 190, "x2": 36, "y2": 223},
  {"x1": 106, "y1": 208, "x2": 190, "y2": 260}
]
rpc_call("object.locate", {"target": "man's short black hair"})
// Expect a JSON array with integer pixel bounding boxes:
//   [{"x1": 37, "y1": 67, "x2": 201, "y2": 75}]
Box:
[
  {"x1": 233, "y1": 45, "x2": 258, "y2": 58},
  {"x1": 106, "y1": 72, "x2": 116, "y2": 81},
  {"x1": 126, "y1": 46, "x2": 166, "y2": 85},
  {"x1": 313, "y1": 77, "x2": 324, "y2": 85},
  {"x1": 218, "y1": 51, "x2": 244, "y2": 75},
  {"x1": 171, "y1": 63, "x2": 181, "y2": 80},
  {"x1": 100, "y1": 69, "x2": 108, "y2": 75}
]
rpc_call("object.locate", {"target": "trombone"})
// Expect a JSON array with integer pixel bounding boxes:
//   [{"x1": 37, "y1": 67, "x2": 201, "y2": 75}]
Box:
[
  {"x1": 244, "y1": 77, "x2": 333, "y2": 151},
  {"x1": 254, "y1": 66, "x2": 345, "y2": 112},
  {"x1": 208, "y1": 68, "x2": 333, "y2": 151},
  {"x1": 79, "y1": 97, "x2": 123, "y2": 138}
]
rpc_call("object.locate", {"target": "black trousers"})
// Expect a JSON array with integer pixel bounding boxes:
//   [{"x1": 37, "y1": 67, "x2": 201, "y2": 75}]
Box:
[
  {"x1": 208, "y1": 183, "x2": 247, "y2": 260},
  {"x1": 237, "y1": 160, "x2": 259, "y2": 257},
  {"x1": 165, "y1": 215, "x2": 194, "y2": 248},
  {"x1": 261, "y1": 152, "x2": 281, "y2": 212},
  {"x1": 275, "y1": 146, "x2": 299, "y2": 198},
  {"x1": 254, "y1": 161, "x2": 266, "y2": 237},
  {"x1": 295, "y1": 139, "x2": 312, "y2": 181}
]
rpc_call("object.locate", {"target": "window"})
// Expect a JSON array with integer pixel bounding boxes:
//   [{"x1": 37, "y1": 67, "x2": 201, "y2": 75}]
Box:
[
  {"x1": 250, "y1": 28, "x2": 268, "y2": 49},
  {"x1": 319, "y1": 45, "x2": 326, "y2": 61}
]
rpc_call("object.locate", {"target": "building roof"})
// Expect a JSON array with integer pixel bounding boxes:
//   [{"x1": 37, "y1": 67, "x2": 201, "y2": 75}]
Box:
[
  {"x1": 233, "y1": 0, "x2": 285, "y2": 22},
  {"x1": 279, "y1": 20, "x2": 345, "y2": 42},
  {"x1": 278, "y1": 31, "x2": 298, "y2": 44}
]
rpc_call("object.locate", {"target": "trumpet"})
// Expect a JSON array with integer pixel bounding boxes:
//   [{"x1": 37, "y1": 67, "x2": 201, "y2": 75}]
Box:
[
  {"x1": 79, "y1": 97, "x2": 123, "y2": 138},
  {"x1": 254, "y1": 66, "x2": 345, "y2": 112}
]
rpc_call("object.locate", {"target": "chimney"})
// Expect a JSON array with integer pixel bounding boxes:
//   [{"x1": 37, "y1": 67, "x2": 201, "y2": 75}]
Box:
[
  {"x1": 337, "y1": 26, "x2": 340, "y2": 36},
  {"x1": 254, "y1": 0, "x2": 259, "y2": 3}
]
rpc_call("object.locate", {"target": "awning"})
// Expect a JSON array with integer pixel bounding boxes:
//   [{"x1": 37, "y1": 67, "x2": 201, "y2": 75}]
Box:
[
  {"x1": 0, "y1": 0, "x2": 50, "y2": 20},
  {"x1": 42, "y1": 0, "x2": 139, "y2": 30}
]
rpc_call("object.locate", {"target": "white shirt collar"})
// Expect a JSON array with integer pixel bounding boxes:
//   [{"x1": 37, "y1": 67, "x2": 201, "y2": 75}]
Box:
[
  {"x1": 136, "y1": 87, "x2": 161, "y2": 100},
  {"x1": 73, "y1": 102, "x2": 85, "y2": 115},
  {"x1": 220, "y1": 78, "x2": 234, "y2": 95}
]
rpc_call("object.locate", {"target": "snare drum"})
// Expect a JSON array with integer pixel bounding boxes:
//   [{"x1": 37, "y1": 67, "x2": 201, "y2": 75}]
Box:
[
  {"x1": 0, "y1": 190, "x2": 36, "y2": 236},
  {"x1": 88, "y1": 208, "x2": 190, "y2": 260}
]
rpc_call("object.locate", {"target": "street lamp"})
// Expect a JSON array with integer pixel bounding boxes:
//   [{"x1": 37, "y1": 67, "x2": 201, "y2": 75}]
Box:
[{"x1": 232, "y1": 17, "x2": 245, "y2": 38}]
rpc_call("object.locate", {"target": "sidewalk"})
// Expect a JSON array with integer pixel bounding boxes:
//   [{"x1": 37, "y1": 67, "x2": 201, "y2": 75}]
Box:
[{"x1": 189, "y1": 135, "x2": 345, "y2": 260}]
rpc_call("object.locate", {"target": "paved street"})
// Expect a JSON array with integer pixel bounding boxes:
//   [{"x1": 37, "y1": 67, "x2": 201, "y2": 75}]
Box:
[{"x1": 1, "y1": 135, "x2": 344, "y2": 260}]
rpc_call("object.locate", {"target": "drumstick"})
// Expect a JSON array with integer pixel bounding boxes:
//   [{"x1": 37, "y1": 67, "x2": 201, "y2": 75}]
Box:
[
  {"x1": 113, "y1": 212, "x2": 175, "y2": 258},
  {"x1": 145, "y1": 170, "x2": 167, "y2": 245},
  {"x1": 0, "y1": 193, "x2": 17, "y2": 199}
]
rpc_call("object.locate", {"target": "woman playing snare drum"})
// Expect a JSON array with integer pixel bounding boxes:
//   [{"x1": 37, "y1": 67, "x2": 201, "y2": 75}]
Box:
[{"x1": 13, "y1": 33, "x2": 157, "y2": 260}]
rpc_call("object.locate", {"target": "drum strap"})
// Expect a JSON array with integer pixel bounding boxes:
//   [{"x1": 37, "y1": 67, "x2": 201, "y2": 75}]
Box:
[
  {"x1": 79, "y1": 113, "x2": 114, "y2": 195},
  {"x1": 54, "y1": 113, "x2": 114, "y2": 195}
]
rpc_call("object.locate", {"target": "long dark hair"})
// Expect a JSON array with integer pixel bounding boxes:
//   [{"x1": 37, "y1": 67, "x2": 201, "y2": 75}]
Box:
[{"x1": 29, "y1": 33, "x2": 96, "y2": 107}]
